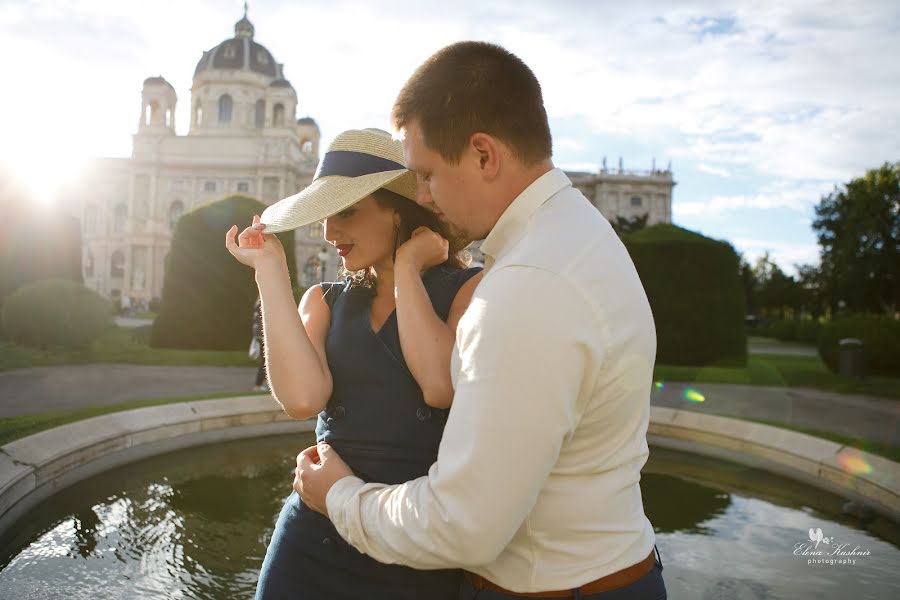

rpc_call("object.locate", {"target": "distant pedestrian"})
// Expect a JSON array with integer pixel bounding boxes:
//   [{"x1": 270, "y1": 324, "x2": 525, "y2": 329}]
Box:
[{"x1": 250, "y1": 296, "x2": 267, "y2": 391}]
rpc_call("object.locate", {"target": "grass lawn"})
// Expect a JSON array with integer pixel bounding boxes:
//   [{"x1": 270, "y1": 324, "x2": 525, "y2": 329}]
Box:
[
  {"x1": 654, "y1": 352, "x2": 900, "y2": 399},
  {"x1": 0, "y1": 326, "x2": 257, "y2": 371},
  {"x1": 0, "y1": 391, "x2": 269, "y2": 447}
]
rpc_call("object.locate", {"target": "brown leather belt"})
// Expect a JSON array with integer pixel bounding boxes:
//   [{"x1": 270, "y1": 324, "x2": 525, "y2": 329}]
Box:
[{"x1": 465, "y1": 550, "x2": 657, "y2": 598}]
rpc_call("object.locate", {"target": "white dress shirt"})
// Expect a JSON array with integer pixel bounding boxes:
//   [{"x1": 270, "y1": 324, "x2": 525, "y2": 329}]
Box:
[{"x1": 327, "y1": 168, "x2": 657, "y2": 592}]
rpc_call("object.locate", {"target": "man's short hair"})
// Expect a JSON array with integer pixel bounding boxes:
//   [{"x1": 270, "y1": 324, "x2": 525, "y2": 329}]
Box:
[{"x1": 392, "y1": 41, "x2": 552, "y2": 166}]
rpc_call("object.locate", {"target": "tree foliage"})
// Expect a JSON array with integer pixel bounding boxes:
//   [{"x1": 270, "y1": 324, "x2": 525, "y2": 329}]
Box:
[
  {"x1": 624, "y1": 224, "x2": 746, "y2": 366},
  {"x1": 610, "y1": 213, "x2": 649, "y2": 238},
  {"x1": 812, "y1": 162, "x2": 900, "y2": 315},
  {"x1": 2, "y1": 279, "x2": 111, "y2": 349},
  {"x1": 150, "y1": 195, "x2": 296, "y2": 350},
  {"x1": 0, "y1": 172, "x2": 83, "y2": 338}
]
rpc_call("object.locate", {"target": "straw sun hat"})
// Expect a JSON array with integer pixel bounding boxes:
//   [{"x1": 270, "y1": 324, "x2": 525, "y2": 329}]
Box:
[{"x1": 259, "y1": 128, "x2": 417, "y2": 233}]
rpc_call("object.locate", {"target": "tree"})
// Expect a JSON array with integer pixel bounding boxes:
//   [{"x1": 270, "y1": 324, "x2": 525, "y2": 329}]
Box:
[
  {"x1": 751, "y1": 252, "x2": 803, "y2": 319},
  {"x1": 812, "y1": 162, "x2": 900, "y2": 315},
  {"x1": 150, "y1": 195, "x2": 296, "y2": 350},
  {"x1": 0, "y1": 169, "x2": 83, "y2": 338},
  {"x1": 624, "y1": 224, "x2": 746, "y2": 366},
  {"x1": 610, "y1": 213, "x2": 649, "y2": 238}
]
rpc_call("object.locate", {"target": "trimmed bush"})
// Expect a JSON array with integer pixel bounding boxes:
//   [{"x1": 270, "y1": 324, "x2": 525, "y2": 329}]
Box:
[
  {"x1": 1, "y1": 279, "x2": 111, "y2": 349},
  {"x1": 150, "y1": 195, "x2": 296, "y2": 350},
  {"x1": 818, "y1": 315, "x2": 900, "y2": 377},
  {"x1": 624, "y1": 224, "x2": 747, "y2": 366},
  {"x1": 1, "y1": 183, "x2": 83, "y2": 339},
  {"x1": 755, "y1": 319, "x2": 823, "y2": 343}
]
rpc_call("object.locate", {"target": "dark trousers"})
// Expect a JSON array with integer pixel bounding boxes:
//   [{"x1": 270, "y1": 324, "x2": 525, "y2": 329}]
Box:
[
  {"x1": 255, "y1": 337, "x2": 267, "y2": 386},
  {"x1": 459, "y1": 549, "x2": 666, "y2": 600}
]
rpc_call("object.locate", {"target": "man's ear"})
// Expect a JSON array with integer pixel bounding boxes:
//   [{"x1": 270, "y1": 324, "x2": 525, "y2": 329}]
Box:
[{"x1": 470, "y1": 133, "x2": 501, "y2": 180}]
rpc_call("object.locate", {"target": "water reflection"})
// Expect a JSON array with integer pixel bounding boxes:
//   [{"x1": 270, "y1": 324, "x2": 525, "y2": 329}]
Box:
[{"x1": 0, "y1": 436, "x2": 898, "y2": 600}]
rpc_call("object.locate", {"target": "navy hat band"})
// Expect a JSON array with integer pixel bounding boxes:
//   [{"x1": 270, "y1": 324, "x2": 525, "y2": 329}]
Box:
[{"x1": 314, "y1": 150, "x2": 405, "y2": 180}]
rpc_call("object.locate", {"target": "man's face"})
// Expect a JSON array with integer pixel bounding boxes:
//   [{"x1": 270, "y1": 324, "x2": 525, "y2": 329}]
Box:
[{"x1": 401, "y1": 120, "x2": 484, "y2": 240}]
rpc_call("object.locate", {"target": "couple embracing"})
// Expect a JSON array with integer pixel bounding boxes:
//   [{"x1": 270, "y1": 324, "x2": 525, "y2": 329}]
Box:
[{"x1": 227, "y1": 41, "x2": 667, "y2": 600}]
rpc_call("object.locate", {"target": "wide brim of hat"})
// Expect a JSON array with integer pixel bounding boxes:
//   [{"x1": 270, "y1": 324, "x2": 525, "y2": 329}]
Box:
[{"x1": 260, "y1": 170, "x2": 417, "y2": 233}]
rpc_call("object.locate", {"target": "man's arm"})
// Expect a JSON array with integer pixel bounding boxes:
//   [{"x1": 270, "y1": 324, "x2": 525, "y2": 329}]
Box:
[{"x1": 325, "y1": 266, "x2": 598, "y2": 569}]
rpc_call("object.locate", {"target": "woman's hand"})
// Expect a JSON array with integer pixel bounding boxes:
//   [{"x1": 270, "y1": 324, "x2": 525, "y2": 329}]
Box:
[
  {"x1": 395, "y1": 226, "x2": 449, "y2": 273},
  {"x1": 225, "y1": 215, "x2": 287, "y2": 272}
]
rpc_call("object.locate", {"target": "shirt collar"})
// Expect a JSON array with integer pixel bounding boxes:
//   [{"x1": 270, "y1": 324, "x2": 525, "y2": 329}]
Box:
[{"x1": 480, "y1": 168, "x2": 571, "y2": 265}]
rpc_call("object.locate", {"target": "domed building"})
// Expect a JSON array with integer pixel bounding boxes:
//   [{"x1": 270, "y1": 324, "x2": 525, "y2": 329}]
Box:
[{"x1": 76, "y1": 9, "x2": 336, "y2": 309}]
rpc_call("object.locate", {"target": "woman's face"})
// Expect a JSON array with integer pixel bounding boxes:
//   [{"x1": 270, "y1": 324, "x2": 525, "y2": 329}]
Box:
[{"x1": 323, "y1": 195, "x2": 398, "y2": 272}]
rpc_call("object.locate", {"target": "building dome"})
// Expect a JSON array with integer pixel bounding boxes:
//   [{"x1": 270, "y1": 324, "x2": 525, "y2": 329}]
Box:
[
  {"x1": 143, "y1": 76, "x2": 174, "y2": 89},
  {"x1": 297, "y1": 116, "x2": 318, "y2": 127},
  {"x1": 193, "y1": 13, "x2": 279, "y2": 78},
  {"x1": 269, "y1": 78, "x2": 293, "y2": 88}
]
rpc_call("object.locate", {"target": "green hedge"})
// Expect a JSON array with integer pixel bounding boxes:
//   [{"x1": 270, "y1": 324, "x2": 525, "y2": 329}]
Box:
[
  {"x1": 624, "y1": 224, "x2": 746, "y2": 366},
  {"x1": 1, "y1": 279, "x2": 112, "y2": 349},
  {"x1": 1, "y1": 205, "x2": 83, "y2": 339},
  {"x1": 150, "y1": 195, "x2": 296, "y2": 350},
  {"x1": 754, "y1": 319, "x2": 822, "y2": 343},
  {"x1": 818, "y1": 315, "x2": 900, "y2": 377}
]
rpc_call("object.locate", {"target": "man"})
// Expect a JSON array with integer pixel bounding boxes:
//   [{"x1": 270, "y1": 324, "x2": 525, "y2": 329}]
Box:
[{"x1": 295, "y1": 41, "x2": 667, "y2": 599}]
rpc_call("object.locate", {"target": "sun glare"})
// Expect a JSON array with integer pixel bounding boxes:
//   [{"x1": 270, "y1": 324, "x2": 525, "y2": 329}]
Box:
[{"x1": 1, "y1": 147, "x2": 88, "y2": 211}]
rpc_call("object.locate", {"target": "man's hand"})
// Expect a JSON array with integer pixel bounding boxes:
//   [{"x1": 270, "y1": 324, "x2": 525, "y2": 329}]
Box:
[{"x1": 294, "y1": 443, "x2": 354, "y2": 517}]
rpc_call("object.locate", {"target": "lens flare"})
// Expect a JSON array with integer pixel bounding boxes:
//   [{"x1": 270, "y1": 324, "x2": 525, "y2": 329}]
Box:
[
  {"x1": 836, "y1": 448, "x2": 873, "y2": 476},
  {"x1": 682, "y1": 388, "x2": 705, "y2": 403},
  {"x1": 654, "y1": 381, "x2": 664, "y2": 390}
]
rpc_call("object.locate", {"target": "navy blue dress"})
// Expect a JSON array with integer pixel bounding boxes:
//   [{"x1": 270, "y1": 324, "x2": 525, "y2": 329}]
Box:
[{"x1": 256, "y1": 265, "x2": 482, "y2": 600}]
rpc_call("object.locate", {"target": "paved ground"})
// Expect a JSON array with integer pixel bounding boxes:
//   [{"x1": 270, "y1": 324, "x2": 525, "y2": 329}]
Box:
[
  {"x1": 747, "y1": 344, "x2": 818, "y2": 357},
  {"x1": 0, "y1": 364, "x2": 257, "y2": 418},
  {"x1": 1, "y1": 364, "x2": 896, "y2": 449},
  {"x1": 113, "y1": 317, "x2": 154, "y2": 328},
  {"x1": 651, "y1": 382, "x2": 899, "y2": 447}
]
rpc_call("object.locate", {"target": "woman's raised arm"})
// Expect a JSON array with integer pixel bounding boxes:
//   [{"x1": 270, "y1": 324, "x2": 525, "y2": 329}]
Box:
[{"x1": 226, "y1": 216, "x2": 332, "y2": 419}]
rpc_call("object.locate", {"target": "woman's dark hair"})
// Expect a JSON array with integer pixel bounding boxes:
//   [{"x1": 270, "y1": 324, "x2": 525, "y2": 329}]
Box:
[{"x1": 340, "y1": 188, "x2": 470, "y2": 290}]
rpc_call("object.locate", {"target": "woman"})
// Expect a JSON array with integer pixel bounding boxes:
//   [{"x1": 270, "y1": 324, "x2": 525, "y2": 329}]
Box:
[{"x1": 225, "y1": 128, "x2": 483, "y2": 599}]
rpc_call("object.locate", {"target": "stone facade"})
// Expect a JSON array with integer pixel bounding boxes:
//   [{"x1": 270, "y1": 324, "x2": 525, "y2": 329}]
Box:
[
  {"x1": 567, "y1": 161, "x2": 675, "y2": 226},
  {"x1": 74, "y1": 11, "x2": 333, "y2": 308},
  {"x1": 74, "y1": 11, "x2": 674, "y2": 305}
]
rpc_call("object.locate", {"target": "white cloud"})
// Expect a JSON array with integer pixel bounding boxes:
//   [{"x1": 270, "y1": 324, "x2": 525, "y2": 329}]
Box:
[
  {"x1": 675, "y1": 179, "x2": 833, "y2": 218},
  {"x1": 732, "y1": 238, "x2": 820, "y2": 274},
  {"x1": 697, "y1": 163, "x2": 731, "y2": 177}
]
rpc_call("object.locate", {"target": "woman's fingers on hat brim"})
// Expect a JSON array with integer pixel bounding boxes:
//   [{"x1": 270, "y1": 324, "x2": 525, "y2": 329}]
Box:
[{"x1": 225, "y1": 226, "x2": 239, "y2": 251}]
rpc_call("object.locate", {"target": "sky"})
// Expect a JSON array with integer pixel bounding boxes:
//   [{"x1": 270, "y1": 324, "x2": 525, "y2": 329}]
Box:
[{"x1": 1, "y1": 0, "x2": 898, "y2": 275}]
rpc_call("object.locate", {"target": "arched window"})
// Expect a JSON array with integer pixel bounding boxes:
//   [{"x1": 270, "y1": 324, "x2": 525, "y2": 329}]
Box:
[
  {"x1": 114, "y1": 203, "x2": 127, "y2": 233},
  {"x1": 110, "y1": 250, "x2": 126, "y2": 278},
  {"x1": 301, "y1": 139, "x2": 313, "y2": 154},
  {"x1": 168, "y1": 200, "x2": 184, "y2": 231},
  {"x1": 147, "y1": 101, "x2": 161, "y2": 126},
  {"x1": 273, "y1": 103, "x2": 284, "y2": 127},
  {"x1": 194, "y1": 103, "x2": 203, "y2": 127},
  {"x1": 218, "y1": 94, "x2": 233, "y2": 123},
  {"x1": 84, "y1": 203, "x2": 98, "y2": 234},
  {"x1": 255, "y1": 99, "x2": 265, "y2": 128},
  {"x1": 84, "y1": 251, "x2": 94, "y2": 278},
  {"x1": 166, "y1": 108, "x2": 172, "y2": 128},
  {"x1": 308, "y1": 222, "x2": 323, "y2": 239}
]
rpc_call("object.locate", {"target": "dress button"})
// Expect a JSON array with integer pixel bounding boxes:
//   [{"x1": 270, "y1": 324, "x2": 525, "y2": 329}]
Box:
[
  {"x1": 326, "y1": 417, "x2": 335, "y2": 427},
  {"x1": 416, "y1": 406, "x2": 432, "y2": 421},
  {"x1": 333, "y1": 405, "x2": 346, "y2": 419},
  {"x1": 322, "y1": 537, "x2": 332, "y2": 547}
]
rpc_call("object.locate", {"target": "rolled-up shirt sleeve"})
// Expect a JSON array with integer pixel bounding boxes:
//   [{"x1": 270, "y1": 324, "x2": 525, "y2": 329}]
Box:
[{"x1": 326, "y1": 265, "x2": 599, "y2": 569}]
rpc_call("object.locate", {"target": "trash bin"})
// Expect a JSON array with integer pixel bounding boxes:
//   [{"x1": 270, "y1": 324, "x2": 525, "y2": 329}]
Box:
[{"x1": 838, "y1": 338, "x2": 865, "y2": 378}]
